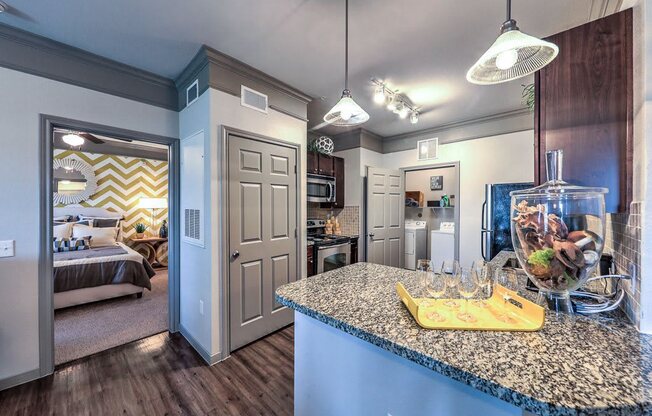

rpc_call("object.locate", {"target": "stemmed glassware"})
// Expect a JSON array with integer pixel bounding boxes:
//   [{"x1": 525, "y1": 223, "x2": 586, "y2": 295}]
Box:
[
  {"x1": 440, "y1": 260, "x2": 461, "y2": 308},
  {"x1": 472, "y1": 259, "x2": 492, "y2": 307},
  {"x1": 493, "y1": 268, "x2": 519, "y2": 323},
  {"x1": 457, "y1": 268, "x2": 479, "y2": 322}
]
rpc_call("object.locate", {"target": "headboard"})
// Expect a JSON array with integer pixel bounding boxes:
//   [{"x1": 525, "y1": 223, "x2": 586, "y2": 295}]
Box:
[{"x1": 54, "y1": 206, "x2": 124, "y2": 219}]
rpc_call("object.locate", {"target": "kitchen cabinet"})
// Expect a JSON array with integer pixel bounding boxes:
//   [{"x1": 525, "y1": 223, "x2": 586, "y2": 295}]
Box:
[
  {"x1": 317, "y1": 154, "x2": 345, "y2": 208},
  {"x1": 534, "y1": 9, "x2": 633, "y2": 213},
  {"x1": 307, "y1": 245, "x2": 315, "y2": 277},
  {"x1": 318, "y1": 153, "x2": 335, "y2": 176},
  {"x1": 350, "y1": 237, "x2": 358, "y2": 264},
  {"x1": 307, "y1": 151, "x2": 319, "y2": 175},
  {"x1": 332, "y1": 156, "x2": 345, "y2": 209}
]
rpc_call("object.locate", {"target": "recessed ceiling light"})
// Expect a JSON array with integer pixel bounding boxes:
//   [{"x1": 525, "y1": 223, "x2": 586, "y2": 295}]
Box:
[{"x1": 62, "y1": 133, "x2": 85, "y2": 147}]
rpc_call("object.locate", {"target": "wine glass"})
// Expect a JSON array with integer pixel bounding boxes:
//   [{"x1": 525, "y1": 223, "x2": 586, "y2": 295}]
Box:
[
  {"x1": 440, "y1": 260, "x2": 461, "y2": 308},
  {"x1": 457, "y1": 268, "x2": 479, "y2": 323},
  {"x1": 423, "y1": 267, "x2": 447, "y2": 322},
  {"x1": 493, "y1": 268, "x2": 519, "y2": 324},
  {"x1": 472, "y1": 260, "x2": 492, "y2": 306},
  {"x1": 416, "y1": 259, "x2": 431, "y2": 292}
]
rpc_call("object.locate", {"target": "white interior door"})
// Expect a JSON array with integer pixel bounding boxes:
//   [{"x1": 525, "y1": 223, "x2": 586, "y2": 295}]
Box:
[{"x1": 365, "y1": 167, "x2": 404, "y2": 268}]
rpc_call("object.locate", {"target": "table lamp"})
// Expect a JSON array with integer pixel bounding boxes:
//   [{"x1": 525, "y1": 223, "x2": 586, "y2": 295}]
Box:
[{"x1": 138, "y1": 197, "x2": 167, "y2": 236}]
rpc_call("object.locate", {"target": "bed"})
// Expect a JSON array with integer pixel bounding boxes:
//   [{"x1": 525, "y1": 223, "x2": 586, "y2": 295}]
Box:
[{"x1": 53, "y1": 207, "x2": 156, "y2": 309}]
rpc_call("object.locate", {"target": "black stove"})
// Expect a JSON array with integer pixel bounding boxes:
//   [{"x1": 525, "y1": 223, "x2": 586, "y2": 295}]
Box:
[{"x1": 307, "y1": 233, "x2": 351, "y2": 247}]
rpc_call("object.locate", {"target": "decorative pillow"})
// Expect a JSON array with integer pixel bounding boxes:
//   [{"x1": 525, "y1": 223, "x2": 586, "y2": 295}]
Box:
[
  {"x1": 54, "y1": 215, "x2": 73, "y2": 222},
  {"x1": 93, "y1": 218, "x2": 121, "y2": 228},
  {"x1": 72, "y1": 224, "x2": 117, "y2": 247},
  {"x1": 73, "y1": 220, "x2": 93, "y2": 227},
  {"x1": 53, "y1": 223, "x2": 73, "y2": 240},
  {"x1": 53, "y1": 237, "x2": 91, "y2": 252}
]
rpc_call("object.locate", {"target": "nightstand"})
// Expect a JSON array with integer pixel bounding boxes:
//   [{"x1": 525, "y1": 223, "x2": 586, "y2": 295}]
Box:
[{"x1": 130, "y1": 237, "x2": 168, "y2": 267}]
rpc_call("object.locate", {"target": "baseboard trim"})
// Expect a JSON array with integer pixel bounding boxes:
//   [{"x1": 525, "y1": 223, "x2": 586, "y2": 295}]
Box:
[
  {"x1": 0, "y1": 368, "x2": 42, "y2": 391},
  {"x1": 179, "y1": 324, "x2": 225, "y2": 365}
]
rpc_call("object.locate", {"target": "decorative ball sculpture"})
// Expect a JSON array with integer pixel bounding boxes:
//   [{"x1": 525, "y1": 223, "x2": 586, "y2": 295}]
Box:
[{"x1": 315, "y1": 136, "x2": 334, "y2": 155}]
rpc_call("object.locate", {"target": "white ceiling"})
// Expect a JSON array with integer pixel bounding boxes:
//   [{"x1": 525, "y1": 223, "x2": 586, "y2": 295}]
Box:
[{"x1": 1, "y1": 0, "x2": 604, "y2": 137}]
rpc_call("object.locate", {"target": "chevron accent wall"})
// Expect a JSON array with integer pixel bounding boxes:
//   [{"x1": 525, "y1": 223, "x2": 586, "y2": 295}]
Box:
[{"x1": 54, "y1": 149, "x2": 168, "y2": 241}]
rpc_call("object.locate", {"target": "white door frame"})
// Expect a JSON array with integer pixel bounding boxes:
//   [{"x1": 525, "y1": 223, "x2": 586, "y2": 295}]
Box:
[
  {"x1": 219, "y1": 126, "x2": 302, "y2": 357},
  {"x1": 399, "y1": 162, "x2": 461, "y2": 262},
  {"x1": 38, "y1": 115, "x2": 180, "y2": 378}
]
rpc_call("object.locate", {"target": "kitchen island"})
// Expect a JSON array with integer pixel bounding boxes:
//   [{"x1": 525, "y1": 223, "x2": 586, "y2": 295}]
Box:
[{"x1": 276, "y1": 257, "x2": 652, "y2": 416}]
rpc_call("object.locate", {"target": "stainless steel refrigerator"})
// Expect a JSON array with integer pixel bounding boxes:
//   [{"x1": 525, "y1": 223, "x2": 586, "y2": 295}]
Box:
[{"x1": 481, "y1": 182, "x2": 533, "y2": 261}]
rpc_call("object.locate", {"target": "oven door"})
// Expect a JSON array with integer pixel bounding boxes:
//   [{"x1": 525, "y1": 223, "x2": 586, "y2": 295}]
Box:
[
  {"x1": 317, "y1": 243, "x2": 351, "y2": 273},
  {"x1": 307, "y1": 175, "x2": 335, "y2": 203}
]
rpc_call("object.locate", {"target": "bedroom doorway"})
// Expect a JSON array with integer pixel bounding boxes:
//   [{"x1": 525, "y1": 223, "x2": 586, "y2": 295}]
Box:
[{"x1": 40, "y1": 116, "x2": 180, "y2": 371}]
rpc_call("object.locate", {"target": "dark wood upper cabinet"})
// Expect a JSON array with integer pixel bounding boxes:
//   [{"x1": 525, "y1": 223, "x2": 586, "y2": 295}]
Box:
[
  {"x1": 317, "y1": 153, "x2": 335, "y2": 177},
  {"x1": 535, "y1": 9, "x2": 633, "y2": 213},
  {"x1": 307, "y1": 151, "x2": 319, "y2": 175},
  {"x1": 332, "y1": 156, "x2": 345, "y2": 209}
]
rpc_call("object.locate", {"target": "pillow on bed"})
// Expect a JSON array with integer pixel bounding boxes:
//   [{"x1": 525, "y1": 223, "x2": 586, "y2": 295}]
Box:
[
  {"x1": 92, "y1": 218, "x2": 121, "y2": 228},
  {"x1": 53, "y1": 223, "x2": 73, "y2": 240},
  {"x1": 53, "y1": 237, "x2": 91, "y2": 252},
  {"x1": 72, "y1": 224, "x2": 117, "y2": 247},
  {"x1": 54, "y1": 215, "x2": 73, "y2": 222}
]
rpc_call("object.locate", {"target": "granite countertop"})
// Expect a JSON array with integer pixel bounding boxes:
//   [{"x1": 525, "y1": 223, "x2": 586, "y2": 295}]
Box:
[{"x1": 276, "y1": 256, "x2": 652, "y2": 415}]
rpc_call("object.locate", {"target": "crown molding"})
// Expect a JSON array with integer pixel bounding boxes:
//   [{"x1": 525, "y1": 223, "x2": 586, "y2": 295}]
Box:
[
  {"x1": 0, "y1": 23, "x2": 178, "y2": 110},
  {"x1": 175, "y1": 45, "x2": 312, "y2": 119}
]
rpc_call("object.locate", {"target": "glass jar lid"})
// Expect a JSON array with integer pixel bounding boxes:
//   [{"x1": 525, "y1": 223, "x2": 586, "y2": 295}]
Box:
[{"x1": 510, "y1": 150, "x2": 608, "y2": 198}]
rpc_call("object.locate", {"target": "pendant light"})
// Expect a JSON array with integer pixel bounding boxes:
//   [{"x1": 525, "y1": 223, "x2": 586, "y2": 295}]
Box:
[
  {"x1": 323, "y1": 0, "x2": 369, "y2": 126},
  {"x1": 466, "y1": 0, "x2": 559, "y2": 85}
]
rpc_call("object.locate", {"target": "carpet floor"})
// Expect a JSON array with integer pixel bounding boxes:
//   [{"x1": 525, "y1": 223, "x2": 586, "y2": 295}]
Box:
[{"x1": 54, "y1": 269, "x2": 168, "y2": 365}]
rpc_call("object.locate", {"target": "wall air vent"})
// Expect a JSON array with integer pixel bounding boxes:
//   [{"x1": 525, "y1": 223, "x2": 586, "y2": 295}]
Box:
[
  {"x1": 417, "y1": 138, "x2": 439, "y2": 161},
  {"x1": 184, "y1": 208, "x2": 201, "y2": 241},
  {"x1": 186, "y1": 79, "x2": 199, "y2": 107},
  {"x1": 241, "y1": 85, "x2": 268, "y2": 114}
]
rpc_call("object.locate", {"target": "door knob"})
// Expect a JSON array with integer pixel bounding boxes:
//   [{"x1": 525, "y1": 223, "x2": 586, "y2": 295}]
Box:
[
  {"x1": 232, "y1": 250, "x2": 240, "y2": 259},
  {"x1": 368, "y1": 233, "x2": 375, "y2": 238}
]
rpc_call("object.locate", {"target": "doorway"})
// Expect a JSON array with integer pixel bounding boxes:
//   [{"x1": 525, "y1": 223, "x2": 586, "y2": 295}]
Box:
[
  {"x1": 222, "y1": 128, "x2": 301, "y2": 352},
  {"x1": 39, "y1": 116, "x2": 179, "y2": 375},
  {"x1": 403, "y1": 163, "x2": 461, "y2": 270}
]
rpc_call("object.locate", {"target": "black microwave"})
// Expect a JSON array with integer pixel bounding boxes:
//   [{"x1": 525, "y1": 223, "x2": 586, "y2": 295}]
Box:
[{"x1": 307, "y1": 174, "x2": 336, "y2": 203}]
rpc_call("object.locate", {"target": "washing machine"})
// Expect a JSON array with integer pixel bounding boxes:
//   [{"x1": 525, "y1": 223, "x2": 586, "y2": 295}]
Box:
[
  {"x1": 404, "y1": 220, "x2": 428, "y2": 270},
  {"x1": 431, "y1": 222, "x2": 455, "y2": 271}
]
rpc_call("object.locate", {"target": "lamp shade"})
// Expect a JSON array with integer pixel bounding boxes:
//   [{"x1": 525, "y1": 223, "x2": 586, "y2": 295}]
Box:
[
  {"x1": 323, "y1": 91, "x2": 370, "y2": 127},
  {"x1": 138, "y1": 197, "x2": 167, "y2": 209},
  {"x1": 466, "y1": 29, "x2": 558, "y2": 85}
]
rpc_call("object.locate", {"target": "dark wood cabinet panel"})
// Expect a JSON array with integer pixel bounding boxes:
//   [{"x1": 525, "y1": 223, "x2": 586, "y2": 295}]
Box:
[
  {"x1": 332, "y1": 156, "x2": 345, "y2": 208},
  {"x1": 307, "y1": 151, "x2": 319, "y2": 175},
  {"x1": 318, "y1": 153, "x2": 335, "y2": 176},
  {"x1": 350, "y1": 238, "x2": 358, "y2": 264},
  {"x1": 307, "y1": 245, "x2": 315, "y2": 277},
  {"x1": 535, "y1": 9, "x2": 633, "y2": 213}
]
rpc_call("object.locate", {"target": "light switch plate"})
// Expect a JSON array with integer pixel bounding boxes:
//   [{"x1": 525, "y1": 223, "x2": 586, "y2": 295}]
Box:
[{"x1": 0, "y1": 240, "x2": 15, "y2": 258}]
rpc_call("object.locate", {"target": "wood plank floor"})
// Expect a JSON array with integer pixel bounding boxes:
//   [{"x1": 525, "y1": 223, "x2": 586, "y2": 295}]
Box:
[{"x1": 0, "y1": 326, "x2": 294, "y2": 415}]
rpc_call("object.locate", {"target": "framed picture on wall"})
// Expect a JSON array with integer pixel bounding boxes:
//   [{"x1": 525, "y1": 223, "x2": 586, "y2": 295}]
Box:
[{"x1": 430, "y1": 175, "x2": 443, "y2": 191}]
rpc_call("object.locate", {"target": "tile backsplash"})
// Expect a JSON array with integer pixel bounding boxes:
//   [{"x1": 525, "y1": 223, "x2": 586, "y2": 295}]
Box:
[
  {"x1": 307, "y1": 205, "x2": 359, "y2": 236},
  {"x1": 603, "y1": 201, "x2": 642, "y2": 327}
]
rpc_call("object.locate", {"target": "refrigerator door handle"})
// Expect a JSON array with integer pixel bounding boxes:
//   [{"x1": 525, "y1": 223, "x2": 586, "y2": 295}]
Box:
[{"x1": 481, "y1": 201, "x2": 487, "y2": 260}]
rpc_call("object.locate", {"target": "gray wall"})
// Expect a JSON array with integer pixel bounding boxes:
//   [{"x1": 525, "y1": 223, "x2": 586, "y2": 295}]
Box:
[{"x1": 0, "y1": 66, "x2": 178, "y2": 387}]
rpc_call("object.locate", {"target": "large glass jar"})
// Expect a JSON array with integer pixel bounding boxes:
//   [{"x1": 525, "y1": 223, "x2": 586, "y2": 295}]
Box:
[{"x1": 510, "y1": 150, "x2": 607, "y2": 314}]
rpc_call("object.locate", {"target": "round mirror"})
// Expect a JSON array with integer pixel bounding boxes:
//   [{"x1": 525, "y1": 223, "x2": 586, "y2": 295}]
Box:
[{"x1": 53, "y1": 158, "x2": 98, "y2": 205}]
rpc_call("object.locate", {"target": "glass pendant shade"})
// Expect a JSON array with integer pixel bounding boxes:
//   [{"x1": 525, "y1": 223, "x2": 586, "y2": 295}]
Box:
[
  {"x1": 323, "y1": 90, "x2": 370, "y2": 126},
  {"x1": 467, "y1": 26, "x2": 558, "y2": 85}
]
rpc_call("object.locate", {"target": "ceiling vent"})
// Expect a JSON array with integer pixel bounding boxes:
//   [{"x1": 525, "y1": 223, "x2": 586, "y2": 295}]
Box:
[
  {"x1": 417, "y1": 138, "x2": 439, "y2": 161},
  {"x1": 241, "y1": 85, "x2": 268, "y2": 114},
  {"x1": 186, "y1": 80, "x2": 199, "y2": 107}
]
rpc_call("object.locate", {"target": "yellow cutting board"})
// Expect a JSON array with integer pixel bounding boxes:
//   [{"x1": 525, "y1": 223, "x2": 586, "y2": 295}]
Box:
[{"x1": 396, "y1": 282, "x2": 545, "y2": 331}]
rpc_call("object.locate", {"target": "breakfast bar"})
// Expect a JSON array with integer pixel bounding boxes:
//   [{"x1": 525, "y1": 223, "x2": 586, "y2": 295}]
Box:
[{"x1": 276, "y1": 258, "x2": 652, "y2": 416}]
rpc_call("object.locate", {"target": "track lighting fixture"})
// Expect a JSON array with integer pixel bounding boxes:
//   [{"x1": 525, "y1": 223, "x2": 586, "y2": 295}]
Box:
[{"x1": 371, "y1": 79, "x2": 420, "y2": 124}]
